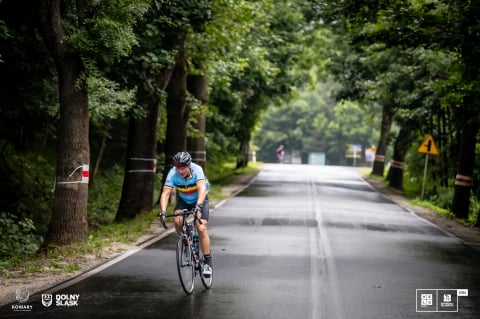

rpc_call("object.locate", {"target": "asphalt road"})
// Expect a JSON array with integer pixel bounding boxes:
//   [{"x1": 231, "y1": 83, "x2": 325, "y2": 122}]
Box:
[{"x1": 2, "y1": 164, "x2": 480, "y2": 318}]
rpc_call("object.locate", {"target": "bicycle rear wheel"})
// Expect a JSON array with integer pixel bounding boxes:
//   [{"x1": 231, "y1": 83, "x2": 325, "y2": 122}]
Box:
[
  {"x1": 199, "y1": 251, "x2": 213, "y2": 289},
  {"x1": 176, "y1": 237, "x2": 195, "y2": 294}
]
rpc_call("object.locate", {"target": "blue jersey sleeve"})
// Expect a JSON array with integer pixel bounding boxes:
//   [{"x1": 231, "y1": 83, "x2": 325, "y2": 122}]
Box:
[{"x1": 164, "y1": 167, "x2": 176, "y2": 188}]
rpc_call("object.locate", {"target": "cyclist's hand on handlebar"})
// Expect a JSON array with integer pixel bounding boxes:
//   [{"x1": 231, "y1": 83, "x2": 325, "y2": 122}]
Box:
[
  {"x1": 158, "y1": 211, "x2": 167, "y2": 229},
  {"x1": 194, "y1": 204, "x2": 203, "y2": 221},
  {"x1": 158, "y1": 211, "x2": 166, "y2": 220}
]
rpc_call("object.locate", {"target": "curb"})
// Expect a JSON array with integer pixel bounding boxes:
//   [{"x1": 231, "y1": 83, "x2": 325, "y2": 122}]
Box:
[
  {"x1": 362, "y1": 176, "x2": 480, "y2": 250},
  {"x1": 0, "y1": 171, "x2": 261, "y2": 306}
]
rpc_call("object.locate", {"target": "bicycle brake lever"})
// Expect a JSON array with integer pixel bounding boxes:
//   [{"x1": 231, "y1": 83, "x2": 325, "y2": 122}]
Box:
[{"x1": 160, "y1": 218, "x2": 168, "y2": 229}]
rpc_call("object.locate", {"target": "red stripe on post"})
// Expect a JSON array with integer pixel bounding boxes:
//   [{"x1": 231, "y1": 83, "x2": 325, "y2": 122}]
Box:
[
  {"x1": 81, "y1": 164, "x2": 89, "y2": 184},
  {"x1": 455, "y1": 174, "x2": 473, "y2": 186},
  {"x1": 375, "y1": 155, "x2": 385, "y2": 162},
  {"x1": 391, "y1": 161, "x2": 404, "y2": 169}
]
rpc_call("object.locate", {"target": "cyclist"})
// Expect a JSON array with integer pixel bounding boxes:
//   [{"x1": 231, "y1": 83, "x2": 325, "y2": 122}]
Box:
[{"x1": 159, "y1": 151, "x2": 212, "y2": 277}]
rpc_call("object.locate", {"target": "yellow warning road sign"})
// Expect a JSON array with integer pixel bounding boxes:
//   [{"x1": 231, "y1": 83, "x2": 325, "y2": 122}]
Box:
[{"x1": 417, "y1": 134, "x2": 439, "y2": 155}]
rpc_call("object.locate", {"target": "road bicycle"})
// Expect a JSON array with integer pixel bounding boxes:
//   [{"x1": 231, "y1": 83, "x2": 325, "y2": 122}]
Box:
[{"x1": 161, "y1": 209, "x2": 213, "y2": 294}]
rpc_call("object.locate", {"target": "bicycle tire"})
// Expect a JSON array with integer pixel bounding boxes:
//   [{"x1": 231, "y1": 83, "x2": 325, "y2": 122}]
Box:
[
  {"x1": 176, "y1": 237, "x2": 195, "y2": 294},
  {"x1": 199, "y1": 251, "x2": 213, "y2": 289}
]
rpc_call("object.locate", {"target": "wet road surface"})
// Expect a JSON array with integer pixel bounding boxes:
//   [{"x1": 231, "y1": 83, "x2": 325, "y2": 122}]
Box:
[{"x1": 1, "y1": 164, "x2": 479, "y2": 318}]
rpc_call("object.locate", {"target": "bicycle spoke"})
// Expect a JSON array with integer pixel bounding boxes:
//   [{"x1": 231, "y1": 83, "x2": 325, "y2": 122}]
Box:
[{"x1": 176, "y1": 237, "x2": 195, "y2": 294}]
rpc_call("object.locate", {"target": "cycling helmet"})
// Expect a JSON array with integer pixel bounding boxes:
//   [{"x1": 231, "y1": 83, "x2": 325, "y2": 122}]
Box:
[{"x1": 173, "y1": 152, "x2": 192, "y2": 167}]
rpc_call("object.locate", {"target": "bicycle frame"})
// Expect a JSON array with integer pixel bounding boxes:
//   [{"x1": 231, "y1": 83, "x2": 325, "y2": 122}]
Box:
[
  {"x1": 180, "y1": 214, "x2": 200, "y2": 269},
  {"x1": 161, "y1": 208, "x2": 212, "y2": 294},
  {"x1": 163, "y1": 209, "x2": 199, "y2": 255}
]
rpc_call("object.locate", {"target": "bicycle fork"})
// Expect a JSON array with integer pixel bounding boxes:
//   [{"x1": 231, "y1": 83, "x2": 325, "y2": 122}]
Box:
[{"x1": 181, "y1": 234, "x2": 199, "y2": 269}]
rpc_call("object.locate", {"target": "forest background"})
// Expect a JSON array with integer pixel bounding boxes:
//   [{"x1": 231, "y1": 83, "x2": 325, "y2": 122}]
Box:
[{"x1": 1, "y1": 0, "x2": 480, "y2": 272}]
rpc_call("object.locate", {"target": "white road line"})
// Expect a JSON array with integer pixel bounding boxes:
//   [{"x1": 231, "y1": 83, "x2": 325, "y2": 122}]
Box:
[
  {"x1": 311, "y1": 175, "x2": 345, "y2": 319},
  {"x1": 42, "y1": 228, "x2": 176, "y2": 294}
]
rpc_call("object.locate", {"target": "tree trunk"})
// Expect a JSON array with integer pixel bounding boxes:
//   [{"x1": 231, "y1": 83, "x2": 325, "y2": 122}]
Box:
[
  {"x1": 187, "y1": 114, "x2": 207, "y2": 169},
  {"x1": 91, "y1": 131, "x2": 108, "y2": 187},
  {"x1": 453, "y1": 11, "x2": 480, "y2": 220},
  {"x1": 115, "y1": 61, "x2": 175, "y2": 221},
  {"x1": 371, "y1": 106, "x2": 394, "y2": 176},
  {"x1": 452, "y1": 96, "x2": 478, "y2": 219},
  {"x1": 187, "y1": 70, "x2": 209, "y2": 170},
  {"x1": 162, "y1": 43, "x2": 189, "y2": 179},
  {"x1": 387, "y1": 125, "x2": 416, "y2": 190},
  {"x1": 39, "y1": 0, "x2": 89, "y2": 245},
  {"x1": 236, "y1": 136, "x2": 250, "y2": 169},
  {"x1": 115, "y1": 100, "x2": 161, "y2": 221}
]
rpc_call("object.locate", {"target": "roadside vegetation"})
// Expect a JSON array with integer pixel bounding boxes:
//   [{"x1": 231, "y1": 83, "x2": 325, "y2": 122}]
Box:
[
  {"x1": 2, "y1": 0, "x2": 480, "y2": 279},
  {"x1": 0, "y1": 162, "x2": 260, "y2": 277},
  {"x1": 363, "y1": 168, "x2": 479, "y2": 226}
]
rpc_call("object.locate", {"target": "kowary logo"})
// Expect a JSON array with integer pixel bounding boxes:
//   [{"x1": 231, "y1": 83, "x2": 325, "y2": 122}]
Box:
[{"x1": 11, "y1": 288, "x2": 33, "y2": 312}]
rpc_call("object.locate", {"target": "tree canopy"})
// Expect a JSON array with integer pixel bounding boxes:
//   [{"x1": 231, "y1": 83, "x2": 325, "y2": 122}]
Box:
[{"x1": 1, "y1": 0, "x2": 480, "y2": 257}]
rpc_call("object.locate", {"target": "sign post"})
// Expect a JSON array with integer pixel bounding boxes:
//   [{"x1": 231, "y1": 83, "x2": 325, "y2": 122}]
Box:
[{"x1": 417, "y1": 134, "x2": 439, "y2": 200}]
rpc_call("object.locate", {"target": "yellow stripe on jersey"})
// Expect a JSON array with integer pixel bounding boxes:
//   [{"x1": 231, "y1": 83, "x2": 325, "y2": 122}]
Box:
[{"x1": 177, "y1": 185, "x2": 197, "y2": 194}]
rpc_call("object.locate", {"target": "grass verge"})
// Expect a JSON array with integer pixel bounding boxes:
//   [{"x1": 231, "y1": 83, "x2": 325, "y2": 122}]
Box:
[{"x1": 1, "y1": 162, "x2": 261, "y2": 277}]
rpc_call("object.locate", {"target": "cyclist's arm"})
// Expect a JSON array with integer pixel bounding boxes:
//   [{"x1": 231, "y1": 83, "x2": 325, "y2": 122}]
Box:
[
  {"x1": 160, "y1": 186, "x2": 173, "y2": 212},
  {"x1": 196, "y1": 180, "x2": 207, "y2": 206}
]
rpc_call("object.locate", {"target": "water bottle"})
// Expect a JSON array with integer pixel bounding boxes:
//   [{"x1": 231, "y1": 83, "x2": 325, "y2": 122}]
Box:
[
  {"x1": 193, "y1": 232, "x2": 199, "y2": 257},
  {"x1": 185, "y1": 224, "x2": 193, "y2": 237}
]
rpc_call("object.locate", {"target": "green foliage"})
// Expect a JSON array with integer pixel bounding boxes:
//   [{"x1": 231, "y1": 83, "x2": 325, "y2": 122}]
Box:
[
  {"x1": 206, "y1": 160, "x2": 261, "y2": 202},
  {"x1": 0, "y1": 18, "x2": 9, "y2": 62},
  {"x1": 87, "y1": 166, "x2": 125, "y2": 226},
  {"x1": 469, "y1": 196, "x2": 479, "y2": 225},
  {"x1": 0, "y1": 145, "x2": 54, "y2": 236},
  {"x1": 254, "y1": 81, "x2": 379, "y2": 164},
  {"x1": 68, "y1": 0, "x2": 150, "y2": 63},
  {"x1": 89, "y1": 211, "x2": 155, "y2": 245},
  {"x1": 88, "y1": 74, "x2": 138, "y2": 128},
  {"x1": 428, "y1": 186, "x2": 454, "y2": 212},
  {"x1": 0, "y1": 19, "x2": 9, "y2": 39},
  {"x1": 204, "y1": 0, "x2": 312, "y2": 166},
  {"x1": 0, "y1": 213, "x2": 42, "y2": 260}
]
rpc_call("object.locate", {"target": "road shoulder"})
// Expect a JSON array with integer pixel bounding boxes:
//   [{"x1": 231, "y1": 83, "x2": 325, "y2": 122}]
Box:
[
  {"x1": 0, "y1": 170, "x2": 259, "y2": 307},
  {"x1": 363, "y1": 176, "x2": 480, "y2": 250}
]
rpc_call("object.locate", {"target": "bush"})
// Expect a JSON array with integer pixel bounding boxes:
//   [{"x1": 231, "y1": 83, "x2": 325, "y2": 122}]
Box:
[
  {"x1": 428, "y1": 186, "x2": 454, "y2": 210},
  {"x1": 0, "y1": 145, "x2": 54, "y2": 236},
  {"x1": 87, "y1": 166, "x2": 125, "y2": 226},
  {"x1": 0, "y1": 212, "x2": 42, "y2": 260}
]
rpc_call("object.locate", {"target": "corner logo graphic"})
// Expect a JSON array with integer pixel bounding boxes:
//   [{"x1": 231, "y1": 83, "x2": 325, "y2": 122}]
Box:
[
  {"x1": 416, "y1": 289, "x2": 468, "y2": 312},
  {"x1": 42, "y1": 294, "x2": 53, "y2": 307},
  {"x1": 15, "y1": 288, "x2": 29, "y2": 304},
  {"x1": 11, "y1": 288, "x2": 33, "y2": 312}
]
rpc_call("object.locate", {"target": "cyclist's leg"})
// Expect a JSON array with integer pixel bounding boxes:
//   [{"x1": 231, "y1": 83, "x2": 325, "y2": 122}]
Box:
[
  {"x1": 174, "y1": 198, "x2": 189, "y2": 234},
  {"x1": 197, "y1": 220, "x2": 211, "y2": 255},
  {"x1": 196, "y1": 198, "x2": 211, "y2": 255},
  {"x1": 196, "y1": 199, "x2": 212, "y2": 277}
]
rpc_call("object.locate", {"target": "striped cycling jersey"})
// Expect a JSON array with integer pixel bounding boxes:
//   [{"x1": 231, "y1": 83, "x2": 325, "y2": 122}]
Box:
[{"x1": 164, "y1": 162, "x2": 210, "y2": 205}]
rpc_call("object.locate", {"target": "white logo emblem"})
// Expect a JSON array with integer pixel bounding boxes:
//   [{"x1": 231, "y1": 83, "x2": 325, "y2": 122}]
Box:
[
  {"x1": 42, "y1": 294, "x2": 53, "y2": 307},
  {"x1": 15, "y1": 288, "x2": 29, "y2": 304}
]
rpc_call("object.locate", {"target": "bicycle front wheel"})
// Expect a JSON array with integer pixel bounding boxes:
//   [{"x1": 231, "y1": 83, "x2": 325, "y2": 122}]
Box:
[{"x1": 176, "y1": 237, "x2": 195, "y2": 294}]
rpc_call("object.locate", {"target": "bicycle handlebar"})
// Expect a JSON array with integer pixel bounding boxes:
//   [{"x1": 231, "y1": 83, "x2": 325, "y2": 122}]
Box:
[{"x1": 160, "y1": 208, "x2": 203, "y2": 230}]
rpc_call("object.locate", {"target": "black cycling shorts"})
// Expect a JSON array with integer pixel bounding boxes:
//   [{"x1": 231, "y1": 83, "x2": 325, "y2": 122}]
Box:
[{"x1": 174, "y1": 197, "x2": 210, "y2": 221}]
